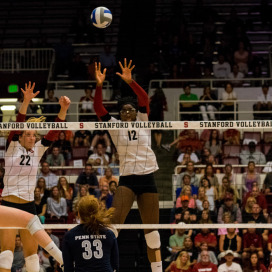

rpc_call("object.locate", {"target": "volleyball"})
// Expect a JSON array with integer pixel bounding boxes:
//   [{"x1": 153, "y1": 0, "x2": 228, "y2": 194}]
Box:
[{"x1": 90, "y1": 7, "x2": 112, "y2": 29}]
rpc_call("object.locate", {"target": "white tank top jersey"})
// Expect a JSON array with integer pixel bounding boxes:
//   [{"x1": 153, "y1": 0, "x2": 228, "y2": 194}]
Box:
[
  {"x1": 109, "y1": 112, "x2": 159, "y2": 176},
  {"x1": 2, "y1": 140, "x2": 48, "y2": 201}
]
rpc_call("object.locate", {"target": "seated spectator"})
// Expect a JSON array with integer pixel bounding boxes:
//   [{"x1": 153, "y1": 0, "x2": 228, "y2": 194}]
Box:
[
  {"x1": 240, "y1": 141, "x2": 266, "y2": 165},
  {"x1": 198, "y1": 210, "x2": 213, "y2": 224},
  {"x1": 168, "y1": 222, "x2": 187, "y2": 260},
  {"x1": 176, "y1": 188, "x2": 196, "y2": 209},
  {"x1": 200, "y1": 164, "x2": 219, "y2": 188},
  {"x1": 73, "y1": 130, "x2": 92, "y2": 147},
  {"x1": 217, "y1": 195, "x2": 242, "y2": 223},
  {"x1": 168, "y1": 251, "x2": 192, "y2": 272},
  {"x1": 177, "y1": 161, "x2": 199, "y2": 186},
  {"x1": 197, "y1": 200, "x2": 217, "y2": 222},
  {"x1": 228, "y1": 64, "x2": 244, "y2": 87},
  {"x1": 34, "y1": 187, "x2": 47, "y2": 224},
  {"x1": 244, "y1": 252, "x2": 267, "y2": 272},
  {"x1": 242, "y1": 226, "x2": 264, "y2": 260},
  {"x1": 218, "y1": 177, "x2": 239, "y2": 205},
  {"x1": 267, "y1": 233, "x2": 272, "y2": 255},
  {"x1": 197, "y1": 242, "x2": 218, "y2": 265},
  {"x1": 99, "y1": 167, "x2": 118, "y2": 189},
  {"x1": 52, "y1": 131, "x2": 72, "y2": 161},
  {"x1": 242, "y1": 196, "x2": 257, "y2": 222},
  {"x1": 180, "y1": 210, "x2": 193, "y2": 237},
  {"x1": 194, "y1": 229, "x2": 217, "y2": 252},
  {"x1": 46, "y1": 146, "x2": 65, "y2": 167},
  {"x1": 176, "y1": 174, "x2": 199, "y2": 199},
  {"x1": 45, "y1": 229, "x2": 60, "y2": 249},
  {"x1": 177, "y1": 195, "x2": 197, "y2": 215},
  {"x1": 177, "y1": 146, "x2": 199, "y2": 164},
  {"x1": 38, "y1": 248, "x2": 55, "y2": 272},
  {"x1": 11, "y1": 235, "x2": 25, "y2": 272},
  {"x1": 199, "y1": 86, "x2": 217, "y2": 121},
  {"x1": 46, "y1": 186, "x2": 68, "y2": 220},
  {"x1": 200, "y1": 177, "x2": 217, "y2": 211},
  {"x1": 255, "y1": 83, "x2": 272, "y2": 116},
  {"x1": 88, "y1": 143, "x2": 110, "y2": 173},
  {"x1": 89, "y1": 130, "x2": 112, "y2": 155},
  {"x1": 223, "y1": 129, "x2": 240, "y2": 145},
  {"x1": 218, "y1": 250, "x2": 243, "y2": 272},
  {"x1": 234, "y1": 41, "x2": 249, "y2": 75},
  {"x1": 220, "y1": 83, "x2": 237, "y2": 121},
  {"x1": 109, "y1": 180, "x2": 117, "y2": 196},
  {"x1": 213, "y1": 54, "x2": 231, "y2": 79},
  {"x1": 263, "y1": 171, "x2": 272, "y2": 194},
  {"x1": 75, "y1": 163, "x2": 98, "y2": 196},
  {"x1": 108, "y1": 152, "x2": 120, "y2": 176},
  {"x1": 181, "y1": 237, "x2": 198, "y2": 265},
  {"x1": 36, "y1": 177, "x2": 50, "y2": 201},
  {"x1": 37, "y1": 162, "x2": 58, "y2": 189},
  {"x1": 221, "y1": 164, "x2": 238, "y2": 188},
  {"x1": 204, "y1": 129, "x2": 222, "y2": 160},
  {"x1": 192, "y1": 250, "x2": 217, "y2": 272},
  {"x1": 179, "y1": 84, "x2": 198, "y2": 121},
  {"x1": 42, "y1": 89, "x2": 60, "y2": 122},
  {"x1": 196, "y1": 187, "x2": 209, "y2": 211},
  {"x1": 78, "y1": 87, "x2": 95, "y2": 122},
  {"x1": 218, "y1": 227, "x2": 241, "y2": 260},
  {"x1": 98, "y1": 181, "x2": 113, "y2": 209},
  {"x1": 177, "y1": 152, "x2": 191, "y2": 167},
  {"x1": 218, "y1": 211, "x2": 239, "y2": 234},
  {"x1": 199, "y1": 147, "x2": 211, "y2": 165},
  {"x1": 57, "y1": 176, "x2": 73, "y2": 210},
  {"x1": 242, "y1": 185, "x2": 268, "y2": 217},
  {"x1": 242, "y1": 161, "x2": 261, "y2": 194},
  {"x1": 72, "y1": 185, "x2": 89, "y2": 216}
]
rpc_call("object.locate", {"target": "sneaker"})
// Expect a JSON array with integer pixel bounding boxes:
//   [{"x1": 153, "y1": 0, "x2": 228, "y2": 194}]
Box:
[{"x1": 162, "y1": 144, "x2": 171, "y2": 152}]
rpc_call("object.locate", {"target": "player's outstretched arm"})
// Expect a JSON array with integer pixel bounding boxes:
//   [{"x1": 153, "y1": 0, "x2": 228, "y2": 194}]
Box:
[
  {"x1": 94, "y1": 62, "x2": 109, "y2": 118},
  {"x1": 116, "y1": 58, "x2": 149, "y2": 113},
  {"x1": 57, "y1": 96, "x2": 71, "y2": 120},
  {"x1": 20, "y1": 81, "x2": 40, "y2": 115}
]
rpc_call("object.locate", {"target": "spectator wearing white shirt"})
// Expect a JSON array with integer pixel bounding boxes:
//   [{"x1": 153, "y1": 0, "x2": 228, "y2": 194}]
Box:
[
  {"x1": 177, "y1": 146, "x2": 199, "y2": 164},
  {"x1": 228, "y1": 64, "x2": 244, "y2": 87},
  {"x1": 256, "y1": 83, "x2": 271, "y2": 112},
  {"x1": 218, "y1": 250, "x2": 242, "y2": 272},
  {"x1": 221, "y1": 83, "x2": 237, "y2": 120},
  {"x1": 213, "y1": 54, "x2": 231, "y2": 79},
  {"x1": 88, "y1": 143, "x2": 109, "y2": 175},
  {"x1": 37, "y1": 161, "x2": 58, "y2": 190}
]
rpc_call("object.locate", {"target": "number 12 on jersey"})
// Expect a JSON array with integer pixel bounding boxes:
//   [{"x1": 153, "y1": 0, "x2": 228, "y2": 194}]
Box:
[{"x1": 128, "y1": 130, "x2": 137, "y2": 141}]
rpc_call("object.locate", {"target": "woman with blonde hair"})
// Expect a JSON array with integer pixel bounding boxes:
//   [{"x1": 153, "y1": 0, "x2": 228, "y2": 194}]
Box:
[
  {"x1": 169, "y1": 251, "x2": 192, "y2": 272},
  {"x1": 196, "y1": 187, "x2": 208, "y2": 211},
  {"x1": 242, "y1": 196, "x2": 257, "y2": 222},
  {"x1": 62, "y1": 195, "x2": 119, "y2": 271},
  {"x1": 176, "y1": 185, "x2": 195, "y2": 209},
  {"x1": 57, "y1": 176, "x2": 73, "y2": 210}
]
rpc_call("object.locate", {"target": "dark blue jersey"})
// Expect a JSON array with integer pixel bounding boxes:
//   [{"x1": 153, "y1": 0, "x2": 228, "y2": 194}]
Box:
[{"x1": 62, "y1": 224, "x2": 119, "y2": 272}]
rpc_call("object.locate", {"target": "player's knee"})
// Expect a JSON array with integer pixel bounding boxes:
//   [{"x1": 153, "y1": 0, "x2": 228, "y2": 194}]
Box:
[
  {"x1": 25, "y1": 254, "x2": 40, "y2": 272},
  {"x1": 0, "y1": 250, "x2": 14, "y2": 269},
  {"x1": 145, "y1": 231, "x2": 161, "y2": 249},
  {"x1": 26, "y1": 215, "x2": 44, "y2": 235}
]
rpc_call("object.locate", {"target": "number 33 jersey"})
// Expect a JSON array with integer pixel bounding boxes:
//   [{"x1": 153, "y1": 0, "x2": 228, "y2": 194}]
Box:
[
  {"x1": 2, "y1": 140, "x2": 48, "y2": 201},
  {"x1": 62, "y1": 224, "x2": 119, "y2": 272},
  {"x1": 109, "y1": 112, "x2": 159, "y2": 176}
]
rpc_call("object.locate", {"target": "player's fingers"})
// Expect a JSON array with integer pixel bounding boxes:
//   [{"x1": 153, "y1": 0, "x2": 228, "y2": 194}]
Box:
[
  {"x1": 119, "y1": 61, "x2": 124, "y2": 70},
  {"x1": 95, "y1": 62, "x2": 97, "y2": 71},
  {"x1": 103, "y1": 68, "x2": 107, "y2": 75},
  {"x1": 28, "y1": 81, "x2": 32, "y2": 89},
  {"x1": 21, "y1": 88, "x2": 26, "y2": 93},
  {"x1": 31, "y1": 82, "x2": 36, "y2": 92},
  {"x1": 25, "y1": 83, "x2": 27, "y2": 91},
  {"x1": 98, "y1": 62, "x2": 101, "y2": 71},
  {"x1": 116, "y1": 72, "x2": 122, "y2": 77},
  {"x1": 130, "y1": 65, "x2": 135, "y2": 71},
  {"x1": 127, "y1": 60, "x2": 132, "y2": 69},
  {"x1": 33, "y1": 90, "x2": 40, "y2": 97},
  {"x1": 124, "y1": 58, "x2": 127, "y2": 67}
]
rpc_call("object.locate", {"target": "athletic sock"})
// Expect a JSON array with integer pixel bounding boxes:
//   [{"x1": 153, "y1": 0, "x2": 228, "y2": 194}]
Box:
[
  {"x1": 45, "y1": 241, "x2": 63, "y2": 265},
  {"x1": 151, "y1": 261, "x2": 162, "y2": 272}
]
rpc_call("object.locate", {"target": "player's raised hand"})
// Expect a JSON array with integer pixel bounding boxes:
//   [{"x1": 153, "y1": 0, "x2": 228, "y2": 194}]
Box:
[
  {"x1": 59, "y1": 96, "x2": 71, "y2": 110},
  {"x1": 116, "y1": 58, "x2": 135, "y2": 84},
  {"x1": 95, "y1": 62, "x2": 106, "y2": 86},
  {"x1": 21, "y1": 81, "x2": 40, "y2": 102}
]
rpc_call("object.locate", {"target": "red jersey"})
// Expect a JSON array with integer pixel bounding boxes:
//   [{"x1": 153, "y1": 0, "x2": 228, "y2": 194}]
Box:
[
  {"x1": 170, "y1": 263, "x2": 192, "y2": 272},
  {"x1": 194, "y1": 233, "x2": 217, "y2": 249},
  {"x1": 243, "y1": 232, "x2": 263, "y2": 249},
  {"x1": 192, "y1": 262, "x2": 218, "y2": 272}
]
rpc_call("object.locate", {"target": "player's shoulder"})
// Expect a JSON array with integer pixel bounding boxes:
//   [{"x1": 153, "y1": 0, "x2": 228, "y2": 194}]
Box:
[{"x1": 64, "y1": 224, "x2": 84, "y2": 238}]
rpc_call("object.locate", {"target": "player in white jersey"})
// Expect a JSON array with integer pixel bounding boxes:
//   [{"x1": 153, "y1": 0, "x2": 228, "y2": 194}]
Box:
[
  {"x1": 93, "y1": 60, "x2": 162, "y2": 272},
  {"x1": 0, "y1": 82, "x2": 70, "y2": 272}
]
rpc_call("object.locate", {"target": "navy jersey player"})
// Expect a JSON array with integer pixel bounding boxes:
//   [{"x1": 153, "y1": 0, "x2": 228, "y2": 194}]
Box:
[
  {"x1": 93, "y1": 60, "x2": 162, "y2": 272},
  {"x1": 62, "y1": 195, "x2": 119, "y2": 272},
  {"x1": 0, "y1": 82, "x2": 70, "y2": 272}
]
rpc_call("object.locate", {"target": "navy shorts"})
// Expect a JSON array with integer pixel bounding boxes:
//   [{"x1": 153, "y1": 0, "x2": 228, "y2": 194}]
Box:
[
  {"x1": 118, "y1": 173, "x2": 158, "y2": 195},
  {"x1": 1, "y1": 200, "x2": 37, "y2": 215}
]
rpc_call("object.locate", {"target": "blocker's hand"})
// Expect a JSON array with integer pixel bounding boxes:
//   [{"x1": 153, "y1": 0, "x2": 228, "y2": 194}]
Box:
[
  {"x1": 95, "y1": 62, "x2": 106, "y2": 86},
  {"x1": 59, "y1": 96, "x2": 71, "y2": 110},
  {"x1": 21, "y1": 81, "x2": 40, "y2": 102},
  {"x1": 116, "y1": 58, "x2": 135, "y2": 84}
]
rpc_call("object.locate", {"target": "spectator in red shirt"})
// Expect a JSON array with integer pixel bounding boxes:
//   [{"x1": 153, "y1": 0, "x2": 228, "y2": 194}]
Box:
[
  {"x1": 192, "y1": 250, "x2": 217, "y2": 272},
  {"x1": 242, "y1": 185, "x2": 268, "y2": 217},
  {"x1": 194, "y1": 229, "x2": 217, "y2": 252},
  {"x1": 244, "y1": 252, "x2": 267, "y2": 272},
  {"x1": 242, "y1": 225, "x2": 264, "y2": 260}
]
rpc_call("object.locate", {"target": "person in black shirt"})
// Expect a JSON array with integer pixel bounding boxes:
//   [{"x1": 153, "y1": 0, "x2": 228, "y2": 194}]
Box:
[
  {"x1": 75, "y1": 164, "x2": 99, "y2": 196},
  {"x1": 62, "y1": 195, "x2": 119, "y2": 272}
]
